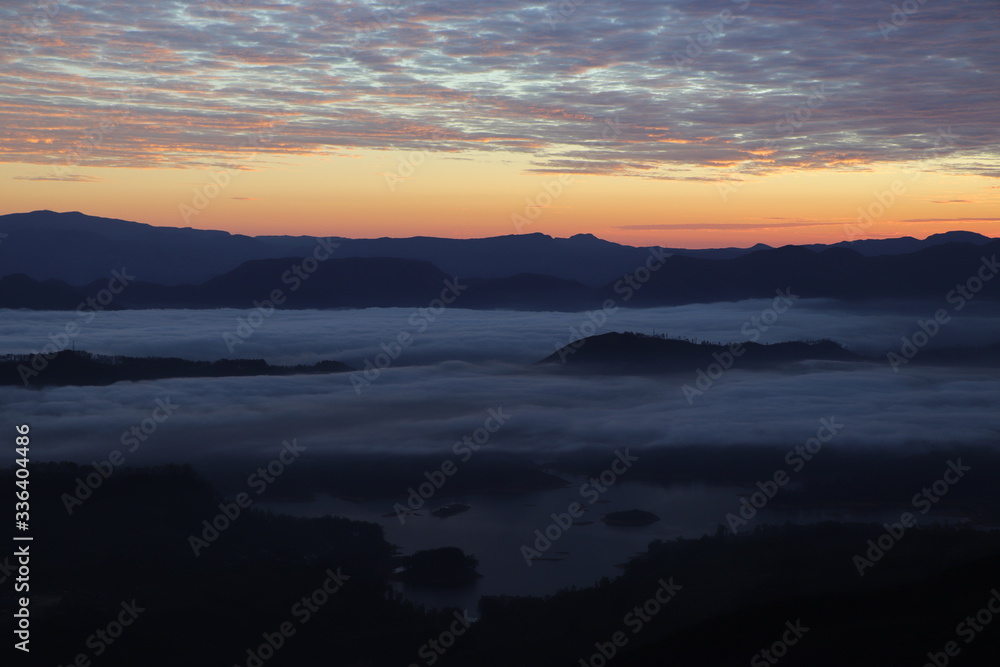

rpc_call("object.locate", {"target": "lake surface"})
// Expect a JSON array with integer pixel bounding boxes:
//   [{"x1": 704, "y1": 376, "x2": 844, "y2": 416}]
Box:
[
  {"x1": 261, "y1": 480, "x2": 748, "y2": 610},
  {"x1": 260, "y1": 477, "x2": 967, "y2": 610}
]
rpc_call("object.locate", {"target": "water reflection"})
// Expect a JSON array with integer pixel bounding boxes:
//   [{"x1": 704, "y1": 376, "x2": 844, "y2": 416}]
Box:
[{"x1": 261, "y1": 481, "x2": 742, "y2": 609}]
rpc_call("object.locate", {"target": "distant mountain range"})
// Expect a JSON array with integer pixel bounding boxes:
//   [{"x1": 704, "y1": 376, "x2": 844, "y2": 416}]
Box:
[
  {"x1": 621, "y1": 241, "x2": 1000, "y2": 305},
  {"x1": 0, "y1": 350, "x2": 352, "y2": 387},
  {"x1": 541, "y1": 332, "x2": 1000, "y2": 373},
  {"x1": 0, "y1": 210, "x2": 997, "y2": 310},
  {"x1": 0, "y1": 210, "x2": 667, "y2": 287},
  {"x1": 541, "y1": 332, "x2": 863, "y2": 373}
]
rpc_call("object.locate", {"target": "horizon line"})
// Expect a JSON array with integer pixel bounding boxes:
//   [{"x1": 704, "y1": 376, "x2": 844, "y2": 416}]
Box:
[{"x1": 2, "y1": 209, "x2": 996, "y2": 252}]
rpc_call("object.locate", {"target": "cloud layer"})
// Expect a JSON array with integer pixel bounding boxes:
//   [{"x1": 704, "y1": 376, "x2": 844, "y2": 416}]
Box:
[
  {"x1": 2, "y1": 1, "x2": 998, "y2": 178},
  {"x1": 5, "y1": 350, "x2": 998, "y2": 469},
  {"x1": 4, "y1": 300, "x2": 1000, "y2": 366},
  {"x1": 2, "y1": 302, "x2": 999, "y2": 469},
  {"x1": 0, "y1": 299, "x2": 1000, "y2": 367}
]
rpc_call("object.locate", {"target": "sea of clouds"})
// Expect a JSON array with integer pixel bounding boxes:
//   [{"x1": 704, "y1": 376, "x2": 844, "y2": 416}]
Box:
[{"x1": 2, "y1": 300, "x2": 998, "y2": 468}]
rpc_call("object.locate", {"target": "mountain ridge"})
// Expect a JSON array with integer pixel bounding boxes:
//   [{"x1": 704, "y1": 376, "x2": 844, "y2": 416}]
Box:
[
  {"x1": 1, "y1": 210, "x2": 994, "y2": 288},
  {"x1": 2, "y1": 240, "x2": 998, "y2": 311}
]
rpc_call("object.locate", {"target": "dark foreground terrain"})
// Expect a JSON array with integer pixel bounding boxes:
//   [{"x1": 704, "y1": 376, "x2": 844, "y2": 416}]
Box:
[{"x1": 6, "y1": 463, "x2": 1000, "y2": 666}]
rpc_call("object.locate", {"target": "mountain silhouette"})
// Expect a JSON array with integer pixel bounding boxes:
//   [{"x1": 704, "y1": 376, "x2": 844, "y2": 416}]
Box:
[
  {"x1": 541, "y1": 332, "x2": 863, "y2": 373},
  {"x1": 619, "y1": 241, "x2": 1000, "y2": 304},
  {"x1": 802, "y1": 230, "x2": 995, "y2": 256},
  {"x1": 0, "y1": 211, "x2": 665, "y2": 287},
  {"x1": 1, "y1": 349, "x2": 352, "y2": 387},
  {"x1": 2, "y1": 211, "x2": 995, "y2": 291},
  {"x1": 3, "y1": 241, "x2": 998, "y2": 310}
]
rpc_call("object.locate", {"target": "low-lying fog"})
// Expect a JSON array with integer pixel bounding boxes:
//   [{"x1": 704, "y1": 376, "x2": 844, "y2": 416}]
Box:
[
  {"x1": 4, "y1": 298, "x2": 1000, "y2": 366},
  {"x1": 3, "y1": 300, "x2": 999, "y2": 467}
]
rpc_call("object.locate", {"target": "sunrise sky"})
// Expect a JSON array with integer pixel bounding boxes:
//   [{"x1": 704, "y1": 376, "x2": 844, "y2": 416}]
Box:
[{"x1": 2, "y1": 0, "x2": 998, "y2": 247}]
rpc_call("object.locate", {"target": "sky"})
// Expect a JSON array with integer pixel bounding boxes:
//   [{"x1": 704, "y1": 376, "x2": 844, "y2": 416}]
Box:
[{"x1": 2, "y1": 0, "x2": 998, "y2": 247}]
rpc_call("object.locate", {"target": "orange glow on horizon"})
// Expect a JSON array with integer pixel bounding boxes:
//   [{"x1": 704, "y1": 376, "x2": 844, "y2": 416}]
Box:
[{"x1": 2, "y1": 150, "x2": 998, "y2": 248}]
